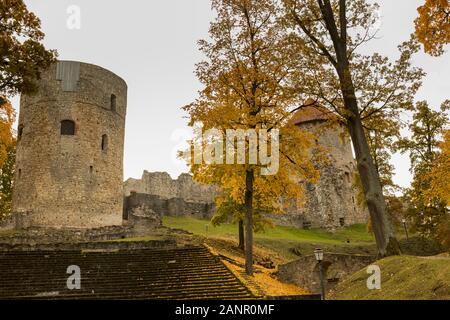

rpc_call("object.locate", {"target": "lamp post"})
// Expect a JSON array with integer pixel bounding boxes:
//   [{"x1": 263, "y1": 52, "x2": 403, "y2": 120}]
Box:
[
  {"x1": 314, "y1": 248, "x2": 325, "y2": 300},
  {"x1": 402, "y1": 219, "x2": 409, "y2": 240}
]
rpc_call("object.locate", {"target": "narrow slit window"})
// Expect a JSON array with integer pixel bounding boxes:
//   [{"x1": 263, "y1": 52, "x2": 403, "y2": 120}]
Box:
[
  {"x1": 61, "y1": 120, "x2": 75, "y2": 135},
  {"x1": 345, "y1": 172, "x2": 350, "y2": 184},
  {"x1": 111, "y1": 94, "x2": 117, "y2": 112},
  {"x1": 18, "y1": 125, "x2": 24, "y2": 141},
  {"x1": 101, "y1": 134, "x2": 108, "y2": 151}
]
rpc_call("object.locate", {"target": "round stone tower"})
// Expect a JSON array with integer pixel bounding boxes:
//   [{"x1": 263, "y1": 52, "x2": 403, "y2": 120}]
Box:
[
  {"x1": 285, "y1": 99, "x2": 369, "y2": 229},
  {"x1": 12, "y1": 61, "x2": 127, "y2": 228}
]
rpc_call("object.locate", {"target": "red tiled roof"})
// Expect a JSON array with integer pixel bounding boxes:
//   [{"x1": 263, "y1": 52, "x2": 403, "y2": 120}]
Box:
[{"x1": 291, "y1": 99, "x2": 334, "y2": 125}]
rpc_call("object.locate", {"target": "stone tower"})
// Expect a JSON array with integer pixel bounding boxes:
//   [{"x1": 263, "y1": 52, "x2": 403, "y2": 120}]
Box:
[
  {"x1": 288, "y1": 101, "x2": 369, "y2": 229},
  {"x1": 12, "y1": 61, "x2": 127, "y2": 229}
]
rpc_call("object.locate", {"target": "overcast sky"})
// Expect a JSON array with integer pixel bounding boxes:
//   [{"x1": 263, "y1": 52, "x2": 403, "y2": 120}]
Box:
[{"x1": 13, "y1": 0, "x2": 449, "y2": 188}]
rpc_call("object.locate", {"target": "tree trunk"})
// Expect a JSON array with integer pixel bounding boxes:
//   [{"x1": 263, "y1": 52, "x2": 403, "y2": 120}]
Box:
[
  {"x1": 313, "y1": 0, "x2": 401, "y2": 257},
  {"x1": 238, "y1": 219, "x2": 245, "y2": 250},
  {"x1": 244, "y1": 169, "x2": 254, "y2": 275},
  {"x1": 339, "y1": 69, "x2": 401, "y2": 257}
]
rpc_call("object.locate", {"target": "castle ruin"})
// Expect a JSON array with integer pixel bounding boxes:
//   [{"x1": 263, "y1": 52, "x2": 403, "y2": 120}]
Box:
[
  {"x1": 124, "y1": 103, "x2": 368, "y2": 230},
  {"x1": 9, "y1": 60, "x2": 366, "y2": 231},
  {"x1": 279, "y1": 103, "x2": 368, "y2": 229},
  {"x1": 11, "y1": 61, "x2": 127, "y2": 229}
]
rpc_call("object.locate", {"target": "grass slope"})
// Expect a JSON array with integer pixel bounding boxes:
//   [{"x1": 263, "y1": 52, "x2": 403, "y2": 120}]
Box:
[
  {"x1": 163, "y1": 216, "x2": 373, "y2": 242},
  {"x1": 163, "y1": 216, "x2": 376, "y2": 260},
  {"x1": 330, "y1": 255, "x2": 450, "y2": 300}
]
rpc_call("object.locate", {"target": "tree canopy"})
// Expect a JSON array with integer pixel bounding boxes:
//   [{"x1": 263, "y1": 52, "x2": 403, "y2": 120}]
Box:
[
  {"x1": 0, "y1": 0, "x2": 57, "y2": 97},
  {"x1": 414, "y1": 0, "x2": 450, "y2": 56},
  {"x1": 184, "y1": 0, "x2": 321, "y2": 274},
  {"x1": 0, "y1": 0, "x2": 56, "y2": 219},
  {"x1": 397, "y1": 101, "x2": 449, "y2": 246}
]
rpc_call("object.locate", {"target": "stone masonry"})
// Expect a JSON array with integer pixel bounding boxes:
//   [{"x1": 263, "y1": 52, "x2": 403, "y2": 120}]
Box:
[
  {"x1": 123, "y1": 173, "x2": 217, "y2": 220},
  {"x1": 11, "y1": 61, "x2": 127, "y2": 229},
  {"x1": 124, "y1": 103, "x2": 368, "y2": 230},
  {"x1": 285, "y1": 105, "x2": 369, "y2": 229},
  {"x1": 124, "y1": 171, "x2": 217, "y2": 203}
]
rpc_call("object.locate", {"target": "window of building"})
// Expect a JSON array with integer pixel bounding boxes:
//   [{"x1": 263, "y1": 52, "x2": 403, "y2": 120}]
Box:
[
  {"x1": 339, "y1": 217, "x2": 345, "y2": 226},
  {"x1": 18, "y1": 169, "x2": 21, "y2": 179},
  {"x1": 60, "y1": 120, "x2": 75, "y2": 135},
  {"x1": 18, "y1": 125, "x2": 24, "y2": 141},
  {"x1": 111, "y1": 94, "x2": 117, "y2": 112},
  {"x1": 101, "y1": 134, "x2": 108, "y2": 151},
  {"x1": 345, "y1": 172, "x2": 350, "y2": 184},
  {"x1": 303, "y1": 221, "x2": 312, "y2": 230}
]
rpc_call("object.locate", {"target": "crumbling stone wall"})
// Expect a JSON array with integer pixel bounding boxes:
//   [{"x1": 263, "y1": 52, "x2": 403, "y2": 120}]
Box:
[
  {"x1": 123, "y1": 192, "x2": 215, "y2": 222},
  {"x1": 276, "y1": 253, "x2": 375, "y2": 294},
  {"x1": 301, "y1": 121, "x2": 368, "y2": 229},
  {"x1": 124, "y1": 172, "x2": 218, "y2": 203},
  {"x1": 12, "y1": 61, "x2": 127, "y2": 228},
  {"x1": 124, "y1": 118, "x2": 367, "y2": 229},
  {"x1": 269, "y1": 121, "x2": 369, "y2": 229}
]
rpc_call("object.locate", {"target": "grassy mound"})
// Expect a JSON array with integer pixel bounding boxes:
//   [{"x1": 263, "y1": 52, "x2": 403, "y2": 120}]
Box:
[{"x1": 330, "y1": 254, "x2": 450, "y2": 300}]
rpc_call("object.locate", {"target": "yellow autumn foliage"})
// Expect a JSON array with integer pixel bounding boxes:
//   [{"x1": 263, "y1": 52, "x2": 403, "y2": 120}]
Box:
[
  {"x1": 415, "y1": 0, "x2": 450, "y2": 56},
  {"x1": 426, "y1": 130, "x2": 450, "y2": 204},
  {"x1": 0, "y1": 97, "x2": 16, "y2": 167},
  {"x1": 183, "y1": 0, "x2": 321, "y2": 225}
]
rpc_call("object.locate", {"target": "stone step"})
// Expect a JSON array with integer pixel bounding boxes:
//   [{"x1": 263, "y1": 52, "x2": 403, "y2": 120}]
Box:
[{"x1": 0, "y1": 246, "x2": 254, "y2": 299}]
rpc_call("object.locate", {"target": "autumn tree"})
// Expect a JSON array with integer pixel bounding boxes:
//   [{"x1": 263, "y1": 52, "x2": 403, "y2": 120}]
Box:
[
  {"x1": 0, "y1": 97, "x2": 15, "y2": 220},
  {"x1": 426, "y1": 130, "x2": 450, "y2": 204},
  {"x1": 0, "y1": 143, "x2": 15, "y2": 220},
  {"x1": 0, "y1": 0, "x2": 56, "y2": 218},
  {"x1": 360, "y1": 116, "x2": 404, "y2": 233},
  {"x1": 1, "y1": 0, "x2": 57, "y2": 97},
  {"x1": 184, "y1": 0, "x2": 319, "y2": 275},
  {"x1": 282, "y1": 0, "x2": 425, "y2": 256},
  {"x1": 365, "y1": 114, "x2": 401, "y2": 195},
  {"x1": 426, "y1": 129, "x2": 450, "y2": 248},
  {"x1": 211, "y1": 193, "x2": 247, "y2": 250},
  {"x1": 0, "y1": 98, "x2": 15, "y2": 168},
  {"x1": 414, "y1": 0, "x2": 450, "y2": 56},
  {"x1": 0, "y1": 98, "x2": 15, "y2": 220},
  {"x1": 397, "y1": 100, "x2": 449, "y2": 243},
  {"x1": 211, "y1": 189, "x2": 275, "y2": 250}
]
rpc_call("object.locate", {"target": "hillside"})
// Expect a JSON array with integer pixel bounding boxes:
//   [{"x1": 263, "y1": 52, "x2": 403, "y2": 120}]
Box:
[
  {"x1": 330, "y1": 255, "x2": 450, "y2": 300},
  {"x1": 161, "y1": 216, "x2": 442, "y2": 261},
  {"x1": 114, "y1": 216, "x2": 446, "y2": 298}
]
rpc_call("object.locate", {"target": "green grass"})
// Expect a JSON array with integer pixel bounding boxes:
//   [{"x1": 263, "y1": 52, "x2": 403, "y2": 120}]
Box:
[
  {"x1": 163, "y1": 216, "x2": 376, "y2": 261},
  {"x1": 163, "y1": 216, "x2": 374, "y2": 244},
  {"x1": 330, "y1": 255, "x2": 450, "y2": 300}
]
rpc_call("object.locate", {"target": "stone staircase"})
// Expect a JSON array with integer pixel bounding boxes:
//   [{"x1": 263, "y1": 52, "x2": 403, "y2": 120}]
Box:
[{"x1": 0, "y1": 246, "x2": 254, "y2": 299}]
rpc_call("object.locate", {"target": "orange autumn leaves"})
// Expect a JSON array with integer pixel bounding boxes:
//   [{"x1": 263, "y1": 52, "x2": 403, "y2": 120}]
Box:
[
  {"x1": 426, "y1": 130, "x2": 450, "y2": 204},
  {"x1": 415, "y1": 0, "x2": 450, "y2": 56},
  {"x1": 0, "y1": 97, "x2": 16, "y2": 167}
]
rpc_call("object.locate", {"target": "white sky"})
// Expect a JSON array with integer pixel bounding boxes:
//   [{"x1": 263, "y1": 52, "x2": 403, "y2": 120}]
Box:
[{"x1": 11, "y1": 0, "x2": 450, "y2": 188}]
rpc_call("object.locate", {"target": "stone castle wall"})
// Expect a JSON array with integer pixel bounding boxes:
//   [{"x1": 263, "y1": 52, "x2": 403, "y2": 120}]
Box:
[
  {"x1": 124, "y1": 121, "x2": 368, "y2": 230},
  {"x1": 270, "y1": 121, "x2": 369, "y2": 229},
  {"x1": 124, "y1": 171, "x2": 217, "y2": 203},
  {"x1": 12, "y1": 61, "x2": 127, "y2": 228},
  {"x1": 123, "y1": 192, "x2": 214, "y2": 222}
]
